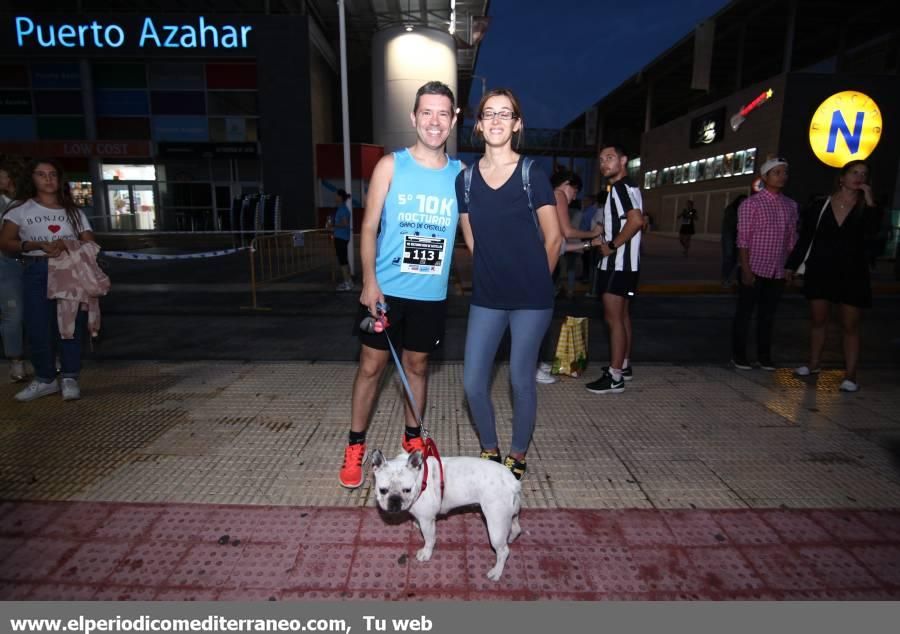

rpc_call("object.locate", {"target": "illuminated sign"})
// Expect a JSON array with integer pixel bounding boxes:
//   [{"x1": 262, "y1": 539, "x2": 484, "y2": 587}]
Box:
[
  {"x1": 809, "y1": 91, "x2": 882, "y2": 167},
  {"x1": 13, "y1": 16, "x2": 252, "y2": 49},
  {"x1": 730, "y1": 89, "x2": 773, "y2": 131},
  {"x1": 689, "y1": 107, "x2": 725, "y2": 147}
]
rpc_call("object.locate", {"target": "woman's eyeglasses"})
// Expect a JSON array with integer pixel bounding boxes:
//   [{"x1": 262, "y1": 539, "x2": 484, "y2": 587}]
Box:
[{"x1": 480, "y1": 110, "x2": 518, "y2": 121}]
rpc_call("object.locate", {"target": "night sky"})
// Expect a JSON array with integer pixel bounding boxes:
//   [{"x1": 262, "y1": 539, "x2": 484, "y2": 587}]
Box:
[{"x1": 469, "y1": 0, "x2": 732, "y2": 129}]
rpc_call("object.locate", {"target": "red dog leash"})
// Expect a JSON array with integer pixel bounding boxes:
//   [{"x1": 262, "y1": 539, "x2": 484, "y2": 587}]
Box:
[{"x1": 382, "y1": 324, "x2": 444, "y2": 498}]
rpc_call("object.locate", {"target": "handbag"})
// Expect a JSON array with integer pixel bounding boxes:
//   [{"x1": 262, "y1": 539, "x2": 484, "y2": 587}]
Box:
[
  {"x1": 551, "y1": 316, "x2": 589, "y2": 377},
  {"x1": 796, "y1": 197, "x2": 830, "y2": 276}
]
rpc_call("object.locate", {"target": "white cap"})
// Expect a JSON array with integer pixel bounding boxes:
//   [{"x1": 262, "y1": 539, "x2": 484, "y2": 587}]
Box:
[{"x1": 759, "y1": 157, "x2": 788, "y2": 176}]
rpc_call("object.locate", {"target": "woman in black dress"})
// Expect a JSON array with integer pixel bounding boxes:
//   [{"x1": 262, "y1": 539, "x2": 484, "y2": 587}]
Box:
[{"x1": 786, "y1": 160, "x2": 880, "y2": 392}]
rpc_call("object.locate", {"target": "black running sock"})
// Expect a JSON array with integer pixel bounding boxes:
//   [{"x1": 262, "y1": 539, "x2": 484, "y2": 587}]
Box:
[
  {"x1": 348, "y1": 430, "x2": 366, "y2": 446},
  {"x1": 404, "y1": 426, "x2": 422, "y2": 441}
]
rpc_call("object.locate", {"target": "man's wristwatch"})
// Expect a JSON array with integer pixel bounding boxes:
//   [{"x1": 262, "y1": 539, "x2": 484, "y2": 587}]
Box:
[
  {"x1": 607, "y1": 241, "x2": 617, "y2": 251},
  {"x1": 582, "y1": 240, "x2": 592, "y2": 251}
]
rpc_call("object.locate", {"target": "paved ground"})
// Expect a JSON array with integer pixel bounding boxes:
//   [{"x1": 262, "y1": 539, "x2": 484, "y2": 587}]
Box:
[
  {"x1": 1, "y1": 233, "x2": 898, "y2": 600},
  {"x1": 2, "y1": 360, "x2": 899, "y2": 600},
  {"x1": 92, "y1": 234, "x2": 900, "y2": 365},
  {"x1": 3, "y1": 502, "x2": 900, "y2": 601}
]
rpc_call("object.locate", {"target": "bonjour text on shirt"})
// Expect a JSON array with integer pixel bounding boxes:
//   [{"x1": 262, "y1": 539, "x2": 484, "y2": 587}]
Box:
[
  {"x1": 3, "y1": 200, "x2": 93, "y2": 256},
  {"x1": 736, "y1": 189, "x2": 797, "y2": 279}
]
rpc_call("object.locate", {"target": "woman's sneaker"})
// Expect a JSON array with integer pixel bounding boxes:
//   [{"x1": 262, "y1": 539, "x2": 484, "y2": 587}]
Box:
[
  {"x1": 14, "y1": 379, "x2": 59, "y2": 402},
  {"x1": 9, "y1": 360, "x2": 26, "y2": 382},
  {"x1": 480, "y1": 449, "x2": 502, "y2": 463},
  {"x1": 793, "y1": 365, "x2": 821, "y2": 377},
  {"x1": 503, "y1": 456, "x2": 527, "y2": 480},
  {"x1": 61, "y1": 378, "x2": 81, "y2": 401},
  {"x1": 839, "y1": 379, "x2": 860, "y2": 393},
  {"x1": 535, "y1": 363, "x2": 557, "y2": 384}
]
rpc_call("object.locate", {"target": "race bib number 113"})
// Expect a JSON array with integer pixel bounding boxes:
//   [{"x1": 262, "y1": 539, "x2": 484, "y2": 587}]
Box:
[{"x1": 400, "y1": 235, "x2": 445, "y2": 275}]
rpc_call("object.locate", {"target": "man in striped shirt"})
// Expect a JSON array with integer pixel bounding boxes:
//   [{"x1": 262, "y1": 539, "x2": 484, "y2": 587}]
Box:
[
  {"x1": 732, "y1": 156, "x2": 798, "y2": 371},
  {"x1": 585, "y1": 144, "x2": 644, "y2": 395}
]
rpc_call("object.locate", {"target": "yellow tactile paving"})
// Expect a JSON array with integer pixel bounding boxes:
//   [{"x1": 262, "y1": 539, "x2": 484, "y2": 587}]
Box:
[{"x1": 2, "y1": 361, "x2": 899, "y2": 510}]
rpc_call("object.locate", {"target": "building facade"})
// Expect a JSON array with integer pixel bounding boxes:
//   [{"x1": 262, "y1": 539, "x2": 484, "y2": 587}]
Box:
[
  {"x1": 565, "y1": 0, "x2": 898, "y2": 255},
  {"x1": 640, "y1": 73, "x2": 897, "y2": 237},
  {"x1": 0, "y1": 11, "x2": 335, "y2": 231}
]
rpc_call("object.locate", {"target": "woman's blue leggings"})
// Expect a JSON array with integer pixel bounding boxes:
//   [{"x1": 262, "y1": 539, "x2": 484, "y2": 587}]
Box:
[{"x1": 463, "y1": 305, "x2": 553, "y2": 455}]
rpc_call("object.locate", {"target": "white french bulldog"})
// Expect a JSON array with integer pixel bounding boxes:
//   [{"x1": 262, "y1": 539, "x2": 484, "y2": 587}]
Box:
[{"x1": 371, "y1": 449, "x2": 522, "y2": 581}]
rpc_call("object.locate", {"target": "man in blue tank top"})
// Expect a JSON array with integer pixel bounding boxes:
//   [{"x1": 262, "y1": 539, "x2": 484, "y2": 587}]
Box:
[{"x1": 339, "y1": 81, "x2": 463, "y2": 488}]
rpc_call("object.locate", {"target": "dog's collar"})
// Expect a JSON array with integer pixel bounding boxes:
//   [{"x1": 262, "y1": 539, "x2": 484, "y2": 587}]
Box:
[{"x1": 418, "y1": 438, "x2": 445, "y2": 501}]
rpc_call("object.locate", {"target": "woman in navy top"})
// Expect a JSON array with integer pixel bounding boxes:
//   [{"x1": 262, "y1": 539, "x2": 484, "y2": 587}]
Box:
[{"x1": 456, "y1": 88, "x2": 562, "y2": 480}]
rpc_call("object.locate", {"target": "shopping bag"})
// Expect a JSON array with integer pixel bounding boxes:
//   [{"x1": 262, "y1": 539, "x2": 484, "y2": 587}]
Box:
[{"x1": 551, "y1": 316, "x2": 589, "y2": 377}]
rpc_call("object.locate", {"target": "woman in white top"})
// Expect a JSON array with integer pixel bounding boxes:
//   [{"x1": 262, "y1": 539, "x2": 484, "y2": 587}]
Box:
[
  {"x1": 0, "y1": 161, "x2": 26, "y2": 382},
  {"x1": 0, "y1": 158, "x2": 96, "y2": 402}
]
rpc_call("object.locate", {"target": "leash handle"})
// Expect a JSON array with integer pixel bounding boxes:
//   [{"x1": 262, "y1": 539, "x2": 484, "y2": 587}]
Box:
[{"x1": 384, "y1": 331, "x2": 430, "y2": 438}]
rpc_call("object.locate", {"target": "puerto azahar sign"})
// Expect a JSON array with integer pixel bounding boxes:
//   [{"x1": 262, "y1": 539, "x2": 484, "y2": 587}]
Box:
[
  {"x1": 14, "y1": 16, "x2": 252, "y2": 49},
  {"x1": 809, "y1": 90, "x2": 882, "y2": 168}
]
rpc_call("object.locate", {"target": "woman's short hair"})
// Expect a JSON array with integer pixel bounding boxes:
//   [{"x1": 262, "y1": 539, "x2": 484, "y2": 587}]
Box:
[{"x1": 413, "y1": 81, "x2": 456, "y2": 114}]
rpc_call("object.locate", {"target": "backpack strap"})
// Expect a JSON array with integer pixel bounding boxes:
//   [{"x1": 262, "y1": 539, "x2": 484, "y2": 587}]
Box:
[
  {"x1": 522, "y1": 156, "x2": 534, "y2": 214},
  {"x1": 521, "y1": 157, "x2": 542, "y2": 239}
]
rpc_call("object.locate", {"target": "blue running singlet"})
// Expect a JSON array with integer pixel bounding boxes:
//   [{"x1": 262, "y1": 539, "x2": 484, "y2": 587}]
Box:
[{"x1": 375, "y1": 148, "x2": 462, "y2": 301}]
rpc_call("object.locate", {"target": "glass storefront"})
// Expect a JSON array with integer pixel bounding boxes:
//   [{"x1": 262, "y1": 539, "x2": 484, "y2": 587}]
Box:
[
  {"x1": 98, "y1": 158, "x2": 260, "y2": 231},
  {"x1": 0, "y1": 42, "x2": 315, "y2": 229},
  {"x1": 102, "y1": 163, "x2": 157, "y2": 230},
  {"x1": 105, "y1": 180, "x2": 156, "y2": 230},
  {"x1": 3, "y1": 57, "x2": 263, "y2": 231}
]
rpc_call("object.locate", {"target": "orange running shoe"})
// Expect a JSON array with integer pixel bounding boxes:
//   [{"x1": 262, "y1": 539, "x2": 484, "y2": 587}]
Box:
[
  {"x1": 401, "y1": 434, "x2": 426, "y2": 454},
  {"x1": 339, "y1": 443, "x2": 367, "y2": 489}
]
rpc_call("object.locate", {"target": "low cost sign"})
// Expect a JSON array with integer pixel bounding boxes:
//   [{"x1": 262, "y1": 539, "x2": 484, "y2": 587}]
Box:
[{"x1": 809, "y1": 90, "x2": 882, "y2": 167}]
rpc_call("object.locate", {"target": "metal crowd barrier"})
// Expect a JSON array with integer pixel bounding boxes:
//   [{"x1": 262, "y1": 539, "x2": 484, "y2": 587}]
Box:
[{"x1": 244, "y1": 229, "x2": 333, "y2": 310}]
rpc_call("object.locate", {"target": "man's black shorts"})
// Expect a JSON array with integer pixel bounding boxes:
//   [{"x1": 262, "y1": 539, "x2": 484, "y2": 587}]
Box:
[
  {"x1": 596, "y1": 269, "x2": 639, "y2": 298},
  {"x1": 356, "y1": 295, "x2": 447, "y2": 353}
]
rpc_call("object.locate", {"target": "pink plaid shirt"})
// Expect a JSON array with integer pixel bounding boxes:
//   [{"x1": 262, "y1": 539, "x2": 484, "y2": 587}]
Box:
[{"x1": 736, "y1": 189, "x2": 798, "y2": 279}]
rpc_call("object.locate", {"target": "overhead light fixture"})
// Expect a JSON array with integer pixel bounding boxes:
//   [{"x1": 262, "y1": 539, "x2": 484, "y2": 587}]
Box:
[{"x1": 404, "y1": 0, "x2": 414, "y2": 32}]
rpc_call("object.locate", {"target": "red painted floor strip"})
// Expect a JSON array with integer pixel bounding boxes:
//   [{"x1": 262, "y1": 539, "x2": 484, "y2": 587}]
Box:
[{"x1": 1, "y1": 501, "x2": 899, "y2": 601}]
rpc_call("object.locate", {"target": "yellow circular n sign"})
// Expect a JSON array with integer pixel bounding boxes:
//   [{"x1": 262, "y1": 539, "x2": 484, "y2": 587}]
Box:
[{"x1": 809, "y1": 91, "x2": 881, "y2": 167}]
